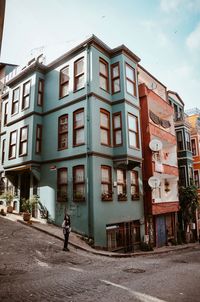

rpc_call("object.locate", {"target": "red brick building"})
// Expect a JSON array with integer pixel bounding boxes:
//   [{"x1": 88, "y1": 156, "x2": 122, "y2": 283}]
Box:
[{"x1": 139, "y1": 66, "x2": 179, "y2": 247}]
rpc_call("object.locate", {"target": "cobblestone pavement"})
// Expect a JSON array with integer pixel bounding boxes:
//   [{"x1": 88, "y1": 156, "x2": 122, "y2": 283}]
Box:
[{"x1": 1, "y1": 217, "x2": 200, "y2": 302}]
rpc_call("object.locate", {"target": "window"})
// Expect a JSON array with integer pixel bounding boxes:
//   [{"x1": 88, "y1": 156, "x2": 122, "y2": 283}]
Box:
[
  {"x1": 99, "y1": 58, "x2": 109, "y2": 92},
  {"x1": 36, "y1": 125, "x2": 42, "y2": 154},
  {"x1": 113, "y1": 112, "x2": 122, "y2": 146},
  {"x1": 60, "y1": 66, "x2": 69, "y2": 98},
  {"x1": 101, "y1": 166, "x2": 112, "y2": 201},
  {"x1": 9, "y1": 130, "x2": 17, "y2": 159},
  {"x1": 73, "y1": 165, "x2": 85, "y2": 201},
  {"x1": 1, "y1": 139, "x2": 5, "y2": 164},
  {"x1": 111, "y1": 63, "x2": 120, "y2": 93},
  {"x1": 185, "y1": 131, "x2": 191, "y2": 151},
  {"x1": 128, "y1": 113, "x2": 139, "y2": 148},
  {"x1": 22, "y1": 81, "x2": 31, "y2": 110},
  {"x1": 191, "y1": 139, "x2": 197, "y2": 156},
  {"x1": 12, "y1": 87, "x2": 20, "y2": 115},
  {"x1": 19, "y1": 126, "x2": 28, "y2": 156},
  {"x1": 4, "y1": 102, "x2": 8, "y2": 126},
  {"x1": 131, "y1": 170, "x2": 139, "y2": 200},
  {"x1": 117, "y1": 169, "x2": 127, "y2": 201},
  {"x1": 73, "y1": 109, "x2": 85, "y2": 146},
  {"x1": 37, "y1": 78, "x2": 44, "y2": 106},
  {"x1": 58, "y1": 115, "x2": 68, "y2": 150},
  {"x1": 125, "y1": 63, "x2": 137, "y2": 97},
  {"x1": 176, "y1": 131, "x2": 183, "y2": 151},
  {"x1": 179, "y1": 167, "x2": 186, "y2": 187},
  {"x1": 74, "y1": 58, "x2": 84, "y2": 91},
  {"x1": 57, "y1": 168, "x2": 68, "y2": 202},
  {"x1": 194, "y1": 170, "x2": 200, "y2": 188},
  {"x1": 100, "y1": 109, "x2": 110, "y2": 146}
]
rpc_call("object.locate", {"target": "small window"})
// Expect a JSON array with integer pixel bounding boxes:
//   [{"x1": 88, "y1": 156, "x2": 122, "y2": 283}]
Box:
[
  {"x1": 57, "y1": 168, "x2": 68, "y2": 202},
  {"x1": 37, "y1": 78, "x2": 44, "y2": 106},
  {"x1": 131, "y1": 171, "x2": 139, "y2": 200},
  {"x1": 73, "y1": 165, "x2": 85, "y2": 201},
  {"x1": 125, "y1": 63, "x2": 137, "y2": 97},
  {"x1": 12, "y1": 87, "x2": 20, "y2": 115},
  {"x1": 22, "y1": 81, "x2": 31, "y2": 110},
  {"x1": 1, "y1": 139, "x2": 5, "y2": 165},
  {"x1": 113, "y1": 112, "x2": 122, "y2": 146},
  {"x1": 101, "y1": 166, "x2": 112, "y2": 201},
  {"x1": 4, "y1": 102, "x2": 8, "y2": 126},
  {"x1": 128, "y1": 113, "x2": 139, "y2": 149},
  {"x1": 191, "y1": 139, "x2": 197, "y2": 156},
  {"x1": 19, "y1": 126, "x2": 28, "y2": 156},
  {"x1": 99, "y1": 58, "x2": 109, "y2": 92},
  {"x1": 74, "y1": 58, "x2": 84, "y2": 91},
  {"x1": 100, "y1": 109, "x2": 110, "y2": 146},
  {"x1": 36, "y1": 125, "x2": 42, "y2": 154},
  {"x1": 9, "y1": 130, "x2": 17, "y2": 159},
  {"x1": 194, "y1": 170, "x2": 200, "y2": 188},
  {"x1": 117, "y1": 169, "x2": 127, "y2": 201},
  {"x1": 185, "y1": 131, "x2": 191, "y2": 151},
  {"x1": 111, "y1": 63, "x2": 120, "y2": 93},
  {"x1": 58, "y1": 115, "x2": 68, "y2": 150},
  {"x1": 60, "y1": 66, "x2": 69, "y2": 98},
  {"x1": 176, "y1": 131, "x2": 183, "y2": 151},
  {"x1": 73, "y1": 109, "x2": 84, "y2": 146}
]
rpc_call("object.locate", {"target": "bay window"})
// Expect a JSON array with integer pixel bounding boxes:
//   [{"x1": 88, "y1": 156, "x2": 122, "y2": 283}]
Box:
[
  {"x1": 100, "y1": 109, "x2": 110, "y2": 146},
  {"x1": 19, "y1": 126, "x2": 28, "y2": 156},
  {"x1": 99, "y1": 58, "x2": 109, "y2": 92},
  {"x1": 9, "y1": 130, "x2": 17, "y2": 159},
  {"x1": 128, "y1": 113, "x2": 139, "y2": 148},
  {"x1": 37, "y1": 78, "x2": 44, "y2": 106},
  {"x1": 22, "y1": 81, "x2": 31, "y2": 110},
  {"x1": 12, "y1": 87, "x2": 20, "y2": 115},
  {"x1": 113, "y1": 112, "x2": 122, "y2": 146},
  {"x1": 111, "y1": 63, "x2": 120, "y2": 93},
  {"x1": 125, "y1": 63, "x2": 137, "y2": 97}
]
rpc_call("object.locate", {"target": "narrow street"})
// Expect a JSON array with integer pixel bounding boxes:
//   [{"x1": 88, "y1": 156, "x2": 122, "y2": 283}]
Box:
[{"x1": 1, "y1": 217, "x2": 200, "y2": 302}]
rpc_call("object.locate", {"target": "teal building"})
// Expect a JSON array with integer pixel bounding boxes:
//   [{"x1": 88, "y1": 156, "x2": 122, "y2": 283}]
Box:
[{"x1": 0, "y1": 36, "x2": 144, "y2": 251}]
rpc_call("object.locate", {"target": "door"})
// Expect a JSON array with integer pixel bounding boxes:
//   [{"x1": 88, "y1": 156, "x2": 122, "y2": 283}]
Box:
[{"x1": 156, "y1": 215, "x2": 166, "y2": 247}]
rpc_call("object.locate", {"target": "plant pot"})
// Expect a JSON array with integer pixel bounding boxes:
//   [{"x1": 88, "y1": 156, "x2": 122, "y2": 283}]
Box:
[
  {"x1": 7, "y1": 205, "x2": 13, "y2": 213},
  {"x1": 23, "y1": 212, "x2": 31, "y2": 222}
]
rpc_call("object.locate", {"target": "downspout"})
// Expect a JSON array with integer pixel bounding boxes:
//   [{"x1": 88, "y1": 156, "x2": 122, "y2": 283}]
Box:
[{"x1": 85, "y1": 44, "x2": 92, "y2": 238}]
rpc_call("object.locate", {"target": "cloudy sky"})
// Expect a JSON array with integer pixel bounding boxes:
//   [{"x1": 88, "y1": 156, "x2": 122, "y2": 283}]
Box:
[{"x1": 1, "y1": 0, "x2": 200, "y2": 109}]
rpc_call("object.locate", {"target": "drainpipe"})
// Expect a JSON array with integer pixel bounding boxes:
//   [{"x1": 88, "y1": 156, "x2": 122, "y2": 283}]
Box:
[{"x1": 85, "y1": 44, "x2": 92, "y2": 238}]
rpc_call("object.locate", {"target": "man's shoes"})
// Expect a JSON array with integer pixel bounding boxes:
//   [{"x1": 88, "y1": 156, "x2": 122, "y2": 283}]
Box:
[{"x1": 63, "y1": 248, "x2": 69, "y2": 251}]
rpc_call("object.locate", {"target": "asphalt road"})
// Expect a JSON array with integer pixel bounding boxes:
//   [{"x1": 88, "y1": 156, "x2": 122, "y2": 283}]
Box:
[{"x1": 1, "y1": 216, "x2": 200, "y2": 302}]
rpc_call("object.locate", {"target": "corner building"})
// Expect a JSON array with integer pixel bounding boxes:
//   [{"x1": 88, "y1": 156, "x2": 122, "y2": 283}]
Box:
[
  {"x1": 139, "y1": 66, "x2": 179, "y2": 247},
  {"x1": 0, "y1": 36, "x2": 145, "y2": 251}
]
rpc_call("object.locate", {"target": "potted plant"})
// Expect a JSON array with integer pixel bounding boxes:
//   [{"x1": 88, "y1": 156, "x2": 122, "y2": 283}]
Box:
[
  {"x1": 101, "y1": 191, "x2": 113, "y2": 201},
  {"x1": 118, "y1": 193, "x2": 127, "y2": 201},
  {"x1": 21, "y1": 198, "x2": 33, "y2": 221},
  {"x1": 0, "y1": 191, "x2": 14, "y2": 213}
]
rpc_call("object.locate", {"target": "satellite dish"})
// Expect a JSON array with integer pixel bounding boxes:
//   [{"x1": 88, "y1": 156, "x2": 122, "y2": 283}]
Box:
[
  {"x1": 149, "y1": 139, "x2": 163, "y2": 152},
  {"x1": 148, "y1": 177, "x2": 161, "y2": 188}
]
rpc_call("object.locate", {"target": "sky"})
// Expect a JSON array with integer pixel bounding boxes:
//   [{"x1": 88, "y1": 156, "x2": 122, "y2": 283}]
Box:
[{"x1": 1, "y1": 0, "x2": 200, "y2": 109}]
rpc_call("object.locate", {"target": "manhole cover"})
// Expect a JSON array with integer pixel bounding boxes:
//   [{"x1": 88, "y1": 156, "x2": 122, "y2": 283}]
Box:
[{"x1": 123, "y1": 268, "x2": 145, "y2": 274}]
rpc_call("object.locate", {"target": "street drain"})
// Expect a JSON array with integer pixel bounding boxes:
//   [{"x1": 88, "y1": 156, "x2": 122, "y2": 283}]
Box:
[{"x1": 123, "y1": 268, "x2": 145, "y2": 274}]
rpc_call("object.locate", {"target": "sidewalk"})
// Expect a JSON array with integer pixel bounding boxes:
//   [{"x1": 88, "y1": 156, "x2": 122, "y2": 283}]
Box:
[{"x1": 2, "y1": 212, "x2": 199, "y2": 258}]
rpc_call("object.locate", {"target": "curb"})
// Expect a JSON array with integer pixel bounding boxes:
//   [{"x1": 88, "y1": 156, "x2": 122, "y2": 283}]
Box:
[{"x1": 16, "y1": 219, "x2": 199, "y2": 258}]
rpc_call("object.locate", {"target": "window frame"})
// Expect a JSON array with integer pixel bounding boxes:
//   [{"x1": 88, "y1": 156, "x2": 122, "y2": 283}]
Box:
[
  {"x1": 191, "y1": 138, "x2": 197, "y2": 156},
  {"x1": 185, "y1": 131, "x2": 191, "y2": 151},
  {"x1": 11, "y1": 87, "x2": 20, "y2": 115},
  {"x1": 73, "y1": 108, "x2": 85, "y2": 147},
  {"x1": 73, "y1": 165, "x2": 85, "y2": 202},
  {"x1": 57, "y1": 167, "x2": 68, "y2": 202},
  {"x1": 9, "y1": 130, "x2": 17, "y2": 159},
  {"x1": 22, "y1": 80, "x2": 31, "y2": 110},
  {"x1": 125, "y1": 63, "x2": 137, "y2": 97},
  {"x1": 176, "y1": 130, "x2": 184, "y2": 151},
  {"x1": 37, "y1": 78, "x2": 44, "y2": 106},
  {"x1": 194, "y1": 170, "x2": 200, "y2": 188},
  {"x1": 58, "y1": 114, "x2": 68, "y2": 150},
  {"x1": 19, "y1": 126, "x2": 28, "y2": 157},
  {"x1": 4, "y1": 101, "x2": 8, "y2": 126},
  {"x1": 74, "y1": 57, "x2": 84, "y2": 92},
  {"x1": 101, "y1": 165, "x2": 112, "y2": 201},
  {"x1": 117, "y1": 169, "x2": 127, "y2": 201},
  {"x1": 35, "y1": 124, "x2": 42, "y2": 154},
  {"x1": 100, "y1": 109, "x2": 111, "y2": 146},
  {"x1": 111, "y1": 62, "x2": 120, "y2": 94},
  {"x1": 113, "y1": 112, "x2": 122, "y2": 146},
  {"x1": 59, "y1": 65, "x2": 69, "y2": 98},
  {"x1": 131, "y1": 170, "x2": 139, "y2": 200},
  {"x1": 128, "y1": 113, "x2": 139, "y2": 149},
  {"x1": 99, "y1": 58, "x2": 109, "y2": 92},
  {"x1": 1, "y1": 139, "x2": 5, "y2": 165}
]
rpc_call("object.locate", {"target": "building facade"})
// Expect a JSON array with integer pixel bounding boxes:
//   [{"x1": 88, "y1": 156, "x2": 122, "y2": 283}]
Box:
[
  {"x1": 168, "y1": 91, "x2": 193, "y2": 188},
  {"x1": 139, "y1": 66, "x2": 179, "y2": 247},
  {"x1": 0, "y1": 35, "x2": 145, "y2": 251}
]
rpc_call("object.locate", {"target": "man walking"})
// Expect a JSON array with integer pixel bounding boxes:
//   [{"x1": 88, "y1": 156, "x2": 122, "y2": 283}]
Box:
[{"x1": 62, "y1": 214, "x2": 71, "y2": 251}]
